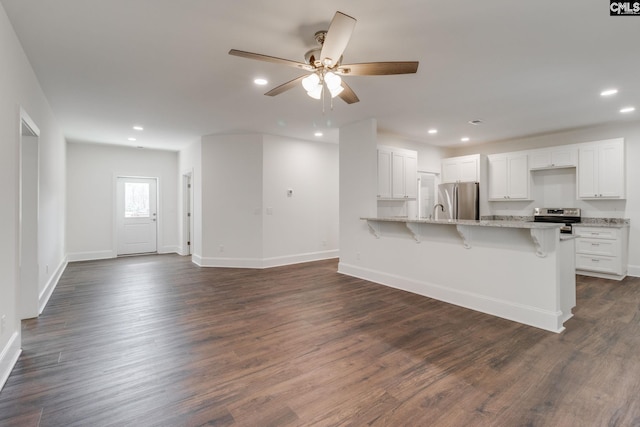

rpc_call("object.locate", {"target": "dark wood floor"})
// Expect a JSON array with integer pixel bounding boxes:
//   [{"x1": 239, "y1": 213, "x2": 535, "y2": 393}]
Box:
[{"x1": 1, "y1": 255, "x2": 640, "y2": 426}]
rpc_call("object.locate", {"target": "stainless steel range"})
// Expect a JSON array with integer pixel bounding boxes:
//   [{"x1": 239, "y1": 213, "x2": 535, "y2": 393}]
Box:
[{"x1": 533, "y1": 208, "x2": 581, "y2": 234}]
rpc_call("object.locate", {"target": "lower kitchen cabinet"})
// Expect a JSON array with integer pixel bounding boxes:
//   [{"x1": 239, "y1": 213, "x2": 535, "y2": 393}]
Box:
[{"x1": 574, "y1": 225, "x2": 629, "y2": 280}]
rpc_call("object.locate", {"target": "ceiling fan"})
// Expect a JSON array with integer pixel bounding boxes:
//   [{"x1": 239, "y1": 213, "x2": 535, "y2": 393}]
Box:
[{"x1": 229, "y1": 11, "x2": 419, "y2": 105}]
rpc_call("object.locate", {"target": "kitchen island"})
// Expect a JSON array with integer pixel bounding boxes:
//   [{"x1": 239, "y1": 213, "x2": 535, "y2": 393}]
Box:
[{"x1": 341, "y1": 217, "x2": 575, "y2": 332}]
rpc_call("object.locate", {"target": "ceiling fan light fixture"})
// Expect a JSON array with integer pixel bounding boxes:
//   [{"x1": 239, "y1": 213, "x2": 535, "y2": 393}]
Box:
[
  {"x1": 324, "y1": 72, "x2": 342, "y2": 91},
  {"x1": 302, "y1": 73, "x2": 321, "y2": 92},
  {"x1": 307, "y1": 85, "x2": 323, "y2": 99}
]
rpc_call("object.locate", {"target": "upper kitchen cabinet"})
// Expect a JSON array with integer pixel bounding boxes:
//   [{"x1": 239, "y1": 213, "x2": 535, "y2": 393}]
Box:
[
  {"x1": 441, "y1": 154, "x2": 481, "y2": 183},
  {"x1": 377, "y1": 147, "x2": 393, "y2": 198},
  {"x1": 529, "y1": 146, "x2": 577, "y2": 170},
  {"x1": 377, "y1": 146, "x2": 417, "y2": 200},
  {"x1": 577, "y1": 138, "x2": 625, "y2": 199},
  {"x1": 488, "y1": 152, "x2": 530, "y2": 201},
  {"x1": 393, "y1": 150, "x2": 417, "y2": 199}
]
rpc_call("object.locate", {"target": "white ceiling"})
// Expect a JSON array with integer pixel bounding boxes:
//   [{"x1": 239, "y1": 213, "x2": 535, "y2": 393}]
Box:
[{"x1": 2, "y1": 0, "x2": 639, "y2": 151}]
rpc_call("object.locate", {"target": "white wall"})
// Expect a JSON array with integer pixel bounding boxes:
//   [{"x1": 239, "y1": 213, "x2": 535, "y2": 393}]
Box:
[
  {"x1": 196, "y1": 134, "x2": 264, "y2": 266},
  {"x1": 0, "y1": 2, "x2": 67, "y2": 388},
  {"x1": 378, "y1": 131, "x2": 445, "y2": 173},
  {"x1": 66, "y1": 142, "x2": 179, "y2": 260},
  {"x1": 339, "y1": 119, "x2": 378, "y2": 267},
  {"x1": 262, "y1": 135, "x2": 339, "y2": 264},
  {"x1": 447, "y1": 120, "x2": 640, "y2": 276}
]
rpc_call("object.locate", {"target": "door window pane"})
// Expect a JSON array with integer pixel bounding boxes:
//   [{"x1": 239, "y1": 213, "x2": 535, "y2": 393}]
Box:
[{"x1": 124, "y1": 182, "x2": 150, "y2": 218}]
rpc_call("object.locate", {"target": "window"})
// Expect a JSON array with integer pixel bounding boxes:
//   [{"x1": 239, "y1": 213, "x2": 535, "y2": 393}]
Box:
[{"x1": 124, "y1": 182, "x2": 150, "y2": 218}]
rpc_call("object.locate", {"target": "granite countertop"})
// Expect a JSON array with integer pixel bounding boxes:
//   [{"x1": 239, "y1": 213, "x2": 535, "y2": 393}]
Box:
[
  {"x1": 482, "y1": 215, "x2": 630, "y2": 229},
  {"x1": 361, "y1": 217, "x2": 562, "y2": 230},
  {"x1": 573, "y1": 218, "x2": 630, "y2": 228}
]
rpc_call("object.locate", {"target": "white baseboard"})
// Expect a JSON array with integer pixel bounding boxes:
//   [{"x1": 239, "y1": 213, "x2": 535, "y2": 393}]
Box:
[
  {"x1": 626, "y1": 264, "x2": 640, "y2": 278},
  {"x1": 193, "y1": 250, "x2": 339, "y2": 269},
  {"x1": 39, "y1": 256, "x2": 68, "y2": 314},
  {"x1": 69, "y1": 247, "x2": 180, "y2": 262},
  {"x1": 194, "y1": 256, "x2": 266, "y2": 269},
  {"x1": 338, "y1": 262, "x2": 565, "y2": 333},
  {"x1": 158, "y1": 245, "x2": 179, "y2": 254},
  {"x1": 176, "y1": 245, "x2": 191, "y2": 256},
  {"x1": 67, "y1": 250, "x2": 115, "y2": 262},
  {"x1": 262, "y1": 250, "x2": 339, "y2": 268},
  {"x1": 0, "y1": 331, "x2": 21, "y2": 392}
]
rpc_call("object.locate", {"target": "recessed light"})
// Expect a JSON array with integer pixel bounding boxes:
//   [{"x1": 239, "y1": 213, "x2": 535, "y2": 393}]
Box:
[
  {"x1": 133, "y1": 125, "x2": 144, "y2": 131},
  {"x1": 128, "y1": 137, "x2": 137, "y2": 141},
  {"x1": 600, "y1": 89, "x2": 618, "y2": 97},
  {"x1": 428, "y1": 129, "x2": 438, "y2": 134},
  {"x1": 254, "y1": 78, "x2": 268, "y2": 86},
  {"x1": 468, "y1": 119, "x2": 483, "y2": 125},
  {"x1": 620, "y1": 107, "x2": 635, "y2": 113},
  {"x1": 461, "y1": 137, "x2": 470, "y2": 142},
  {"x1": 314, "y1": 131, "x2": 323, "y2": 137}
]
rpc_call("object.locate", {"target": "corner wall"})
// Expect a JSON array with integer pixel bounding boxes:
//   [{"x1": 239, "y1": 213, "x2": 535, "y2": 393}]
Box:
[
  {"x1": 190, "y1": 133, "x2": 340, "y2": 268},
  {"x1": 262, "y1": 134, "x2": 339, "y2": 266},
  {"x1": 338, "y1": 119, "x2": 378, "y2": 268}
]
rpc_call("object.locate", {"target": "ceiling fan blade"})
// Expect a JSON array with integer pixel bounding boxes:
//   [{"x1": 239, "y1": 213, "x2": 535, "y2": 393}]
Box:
[
  {"x1": 338, "y1": 80, "x2": 359, "y2": 104},
  {"x1": 320, "y1": 12, "x2": 356, "y2": 68},
  {"x1": 264, "y1": 75, "x2": 307, "y2": 97},
  {"x1": 229, "y1": 49, "x2": 314, "y2": 71},
  {"x1": 336, "y1": 61, "x2": 419, "y2": 76}
]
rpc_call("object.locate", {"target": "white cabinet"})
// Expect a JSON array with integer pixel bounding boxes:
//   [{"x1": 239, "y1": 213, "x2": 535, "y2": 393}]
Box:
[
  {"x1": 577, "y1": 138, "x2": 625, "y2": 199},
  {"x1": 574, "y1": 226, "x2": 629, "y2": 280},
  {"x1": 488, "y1": 153, "x2": 530, "y2": 200},
  {"x1": 441, "y1": 154, "x2": 480, "y2": 183},
  {"x1": 377, "y1": 146, "x2": 417, "y2": 200},
  {"x1": 529, "y1": 147, "x2": 577, "y2": 170},
  {"x1": 377, "y1": 148, "x2": 392, "y2": 198},
  {"x1": 392, "y1": 151, "x2": 417, "y2": 199}
]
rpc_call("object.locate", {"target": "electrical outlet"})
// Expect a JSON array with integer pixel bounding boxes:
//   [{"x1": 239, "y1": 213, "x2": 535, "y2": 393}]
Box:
[
  {"x1": 356, "y1": 252, "x2": 361, "y2": 260},
  {"x1": 219, "y1": 245, "x2": 224, "y2": 253},
  {"x1": 321, "y1": 240, "x2": 327, "y2": 247}
]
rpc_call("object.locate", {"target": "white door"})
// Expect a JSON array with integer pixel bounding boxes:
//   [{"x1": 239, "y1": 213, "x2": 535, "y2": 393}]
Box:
[{"x1": 117, "y1": 177, "x2": 157, "y2": 255}]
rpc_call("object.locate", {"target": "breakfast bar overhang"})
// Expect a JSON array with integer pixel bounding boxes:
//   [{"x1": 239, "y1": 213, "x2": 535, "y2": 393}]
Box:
[{"x1": 338, "y1": 217, "x2": 576, "y2": 333}]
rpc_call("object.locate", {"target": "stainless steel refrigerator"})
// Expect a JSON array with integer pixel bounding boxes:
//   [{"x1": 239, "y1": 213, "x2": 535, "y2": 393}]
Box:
[{"x1": 436, "y1": 182, "x2": 480, "y2": 220}]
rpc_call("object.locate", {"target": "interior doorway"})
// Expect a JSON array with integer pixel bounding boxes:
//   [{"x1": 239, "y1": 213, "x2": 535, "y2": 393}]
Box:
[
  {"x1": 19, "y1": 109, "x2": 40, "y2": 319},
  {"x1": 116, "y1": 177, "x2": 158, "y2": 256},
  {"x1": 182, "y1": 172, "x2": 193, "y2": 256}
]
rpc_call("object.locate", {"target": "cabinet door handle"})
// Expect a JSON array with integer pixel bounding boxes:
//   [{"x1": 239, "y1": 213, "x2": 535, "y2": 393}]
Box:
[
  {"x1": 591, "y1": 243, "x2": 600, "y2": 246},
  {"x1": 592, "y1": 259, "x2": 600, "y2": 262}
]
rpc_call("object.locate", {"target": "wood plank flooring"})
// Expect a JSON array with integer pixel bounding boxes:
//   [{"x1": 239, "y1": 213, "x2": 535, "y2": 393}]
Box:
[{"x1": 1, "y1": 254, "x2": 640, "y2": 426}]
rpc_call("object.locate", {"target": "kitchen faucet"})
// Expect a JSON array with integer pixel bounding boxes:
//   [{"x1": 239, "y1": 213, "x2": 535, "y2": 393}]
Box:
[{"x1": 432, "y1": 203, "x2": 444, "y2": 219}]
